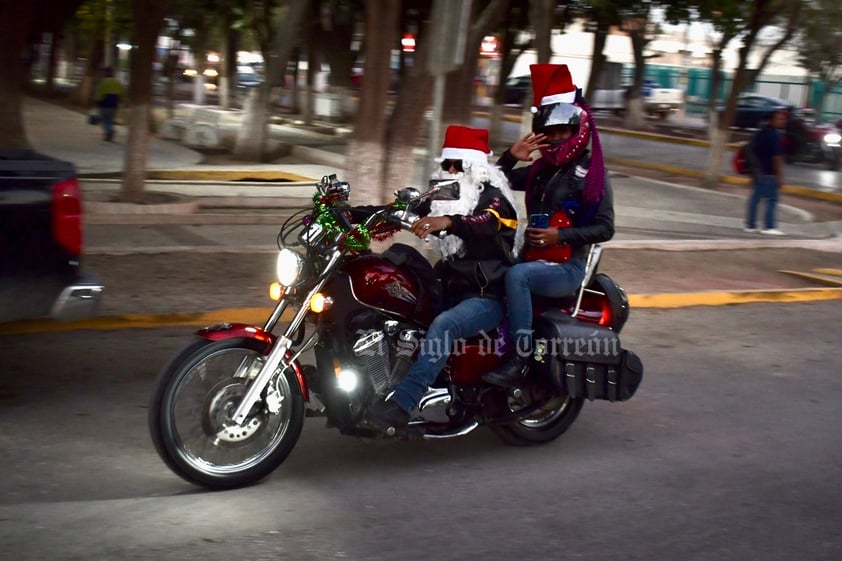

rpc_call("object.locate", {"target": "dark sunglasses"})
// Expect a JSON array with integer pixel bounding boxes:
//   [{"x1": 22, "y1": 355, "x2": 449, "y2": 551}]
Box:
[{"x1": 440, "y1": 159, "x2": 463, "y2": 172}]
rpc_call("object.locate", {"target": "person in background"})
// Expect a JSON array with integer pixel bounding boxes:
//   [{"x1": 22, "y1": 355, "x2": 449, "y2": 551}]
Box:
[
  {"x1": 95, "y1": 67, "x2": 125, "y2": 142},
  {"x1": 483, "y1": 63, "x2": 615, "y2": 387},
  {"x1": 744, "y1": 109, "x2": 787, "y2": 236},
  {"x1": 366, "y1": 125, "x2": 524, "y2": 432}
]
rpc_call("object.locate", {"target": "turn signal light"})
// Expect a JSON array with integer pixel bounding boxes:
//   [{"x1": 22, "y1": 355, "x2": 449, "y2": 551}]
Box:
[
  {"x1": 309, "y1": 293, "x2": 333, "y2": 313},
  {"x1": 269, "y1": 282, "x2": 284, "y2": 301}
]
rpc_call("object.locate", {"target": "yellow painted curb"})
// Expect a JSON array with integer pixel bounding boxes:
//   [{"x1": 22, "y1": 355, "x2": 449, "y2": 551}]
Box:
[
  {"x1": 0, "y1": 307, "x2": 279, "y2": 335},
  {"x1": 629, "y1": 287, "x2": 842, "y2": 308},
  {"x1": 147, "y1": 169, "x2": 314, "y2": 182},
  {"x1": 4, "y1": 288, "x2": 842, "y2": 335},
  {"x1": 607, "y1": 157, "x2": 707, "y2": 179},
  {"x1": 814, "y1": 268, "x2": 842, "y2": 276}
]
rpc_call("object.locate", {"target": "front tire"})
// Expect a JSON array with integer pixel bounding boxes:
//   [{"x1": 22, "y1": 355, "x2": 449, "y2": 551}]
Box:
[
  {"x1": 149, "y1": 336, "x2": 305, "y2": 489},
  {"x1": 491, "y1": 393, "x2": 584, "y2": 446}
]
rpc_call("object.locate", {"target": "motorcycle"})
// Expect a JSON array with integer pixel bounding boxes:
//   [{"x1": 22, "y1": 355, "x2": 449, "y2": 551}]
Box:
[
  {"x1": 784, "y1": 117, "x2": 841, "y2": 171},
  {"x1": 148, "y1": 174, "x2": 644, "y2": 489}
]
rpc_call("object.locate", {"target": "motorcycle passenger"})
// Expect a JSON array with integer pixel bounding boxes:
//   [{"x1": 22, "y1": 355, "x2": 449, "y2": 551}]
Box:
[
  {"x1": 483, "y1": 63, "x2": 615, "y2": 387},
  {"x1": 366, "y1": 125, "x2": 524, "y2": 431}
]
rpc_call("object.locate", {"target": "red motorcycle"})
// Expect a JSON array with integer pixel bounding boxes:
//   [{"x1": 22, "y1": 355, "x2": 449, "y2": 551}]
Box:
[{"x1": 148, "y1": 175, "x2": 644, "y2": 489}]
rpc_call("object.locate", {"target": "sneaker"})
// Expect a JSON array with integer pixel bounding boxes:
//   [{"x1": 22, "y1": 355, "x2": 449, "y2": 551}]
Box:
[
  {"x1": 743, "y1": 227, "x2": 759, "y2": 233},
  {"x1": 760, "y1": 228, "x2": 785, "y2": 236}
]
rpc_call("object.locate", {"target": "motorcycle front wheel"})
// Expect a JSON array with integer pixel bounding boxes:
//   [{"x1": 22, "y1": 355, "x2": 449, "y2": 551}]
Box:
[
  {"x1": 149, "y1": 336, "x2": 305, "y2": 489},
  {"x1": 491, "y1": 394, "x2": 584, "y2": 446}
]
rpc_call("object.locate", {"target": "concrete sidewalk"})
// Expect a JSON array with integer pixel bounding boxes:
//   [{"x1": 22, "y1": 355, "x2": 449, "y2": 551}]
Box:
[{"x1": 24, "y1": 95, "x2": 842, "y2": 242}]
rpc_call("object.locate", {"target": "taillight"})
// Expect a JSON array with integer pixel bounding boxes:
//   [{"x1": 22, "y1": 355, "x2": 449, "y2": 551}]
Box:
[{"x1": 52, "y1": 178, "x2": 82, "y2": 255}]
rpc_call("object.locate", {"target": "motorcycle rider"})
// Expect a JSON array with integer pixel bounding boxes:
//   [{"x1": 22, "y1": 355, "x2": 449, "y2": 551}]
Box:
[
  {"x1": 483, "y1": 63, "x2": 615, "y2": 387},
  {"x1": 366, "y1": 125, "x2": 524, "y2": 432}
]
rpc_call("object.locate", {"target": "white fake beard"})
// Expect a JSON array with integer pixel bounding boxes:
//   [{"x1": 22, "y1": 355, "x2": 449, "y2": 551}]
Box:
[
  {"x1": 426, "y1": 163, "x2": 525, "y2": 259},
  {"x1": 426, "y1": 168, "x2": 483, "y2": 259}
]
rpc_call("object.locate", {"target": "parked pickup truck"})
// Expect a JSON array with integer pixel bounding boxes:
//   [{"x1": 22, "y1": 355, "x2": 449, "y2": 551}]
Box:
[
  {"x1": 590, "y1": 87, "x2": 684, "y2": 120},
  {"x1": 643, "y1": 88, "x2": 684, "y2": 119},
  {"x1": 1, "y1": 150, "x2": 103, "y2": 323}
]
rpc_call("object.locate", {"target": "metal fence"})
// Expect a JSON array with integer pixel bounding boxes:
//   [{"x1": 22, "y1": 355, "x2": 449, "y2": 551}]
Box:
[{"x1": 640, "y1": 64, "x2": 842, "y2": 122}]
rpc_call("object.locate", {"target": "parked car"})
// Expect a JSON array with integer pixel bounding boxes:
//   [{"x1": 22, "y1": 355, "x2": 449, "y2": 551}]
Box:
[
  {"x1": 0, "y1": 150, "x2": 103, "y2": 323},
  {"x1": 720, "y1": 94, "x2": 795, "y2": 129},
  {"x1": 236, "y1": 65, "x2": 262, "y2": 88},
  {"x1": 502, "y1": 75, "x2": 531, "y2": 105}
]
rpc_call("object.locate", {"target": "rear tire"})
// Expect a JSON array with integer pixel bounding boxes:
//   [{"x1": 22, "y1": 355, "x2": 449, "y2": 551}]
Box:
[
  {"x1": 149, "y1": 336, "x2": 305, "y2": 489},
  {"x1": 491, "y1": 394, "x2": 584, "y2": 446}
]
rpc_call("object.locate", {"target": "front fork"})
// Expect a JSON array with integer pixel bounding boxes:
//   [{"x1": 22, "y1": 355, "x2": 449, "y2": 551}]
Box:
[{"x1": 229, "y1": 249, "x2": 341, "y2": 425}]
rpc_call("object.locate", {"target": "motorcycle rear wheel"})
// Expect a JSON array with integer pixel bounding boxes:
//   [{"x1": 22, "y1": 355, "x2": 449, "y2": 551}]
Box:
[
  {"x1": 149, "y1": 336, "x2": 305, "y2": 489},
  {"x1": 491, "y1": 394, "x2": 584, "y2": 446}
]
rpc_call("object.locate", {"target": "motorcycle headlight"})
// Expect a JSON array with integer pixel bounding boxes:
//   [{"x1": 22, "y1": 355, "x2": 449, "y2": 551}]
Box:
[
  {"x1": 276, "y1": 248, "x2": 304, "y2": 287},
  {"x1": 823, "y1": 132, "x2": 841, "y2": 146}
]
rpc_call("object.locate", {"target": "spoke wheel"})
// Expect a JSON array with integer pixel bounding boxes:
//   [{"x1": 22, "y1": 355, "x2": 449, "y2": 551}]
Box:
[
  {"x1": 149, "y1": 337, "x2": 304, "y2": 489},
  {"x1": 491, "y1": 388, "x2": 584, "y2": 447}
]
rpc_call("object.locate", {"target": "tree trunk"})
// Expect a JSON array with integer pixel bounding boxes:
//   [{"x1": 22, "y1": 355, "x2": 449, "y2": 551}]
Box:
[
  {"x1": 584, "y1": 22, "x2": 608, "y2": 100},
  {"x1": 220, "y1": 16, "x2": 239, "y2": 110},
  {"x1": 72, "y1": 36, "x2": 103, "y2": 107},
  {"x1": 235, "y1": 86, "x2": 271, "y2": 161},
  {"x1": 442, "y1": 0, "x2": 509, "y2": 125},
  {"x1": 121, "y1": 0, "x2": 165, "y2": 203},
  {"x1": 0, "y1": 2, "x2": 36, "y2": 149},
  {"x1": 623, "y1": 26, "x2": 647, "y2": 130},
  {"x1": 346, "y1": 0, "x2": 400, "y2": 204},
  {"x1": 46, "y1": 32, "x2": 60, "y2": 95},
  {"x1": 384, "y1": 17, "x2": 433, "y2": 190},
  {"x1": 530, "y1": 0, "x2": 553, "y2": 63},
  {"x1": 233, "y1": 0, "x2": 310, "y2": 161}
]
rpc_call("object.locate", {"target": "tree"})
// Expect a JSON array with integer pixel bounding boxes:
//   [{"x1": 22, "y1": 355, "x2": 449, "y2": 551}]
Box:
[
  {"x1": 441, "y1": 0, "x2": 511, "y2": 126},
  {"x1": 318, "y1": 0, "x2": 364, "y2": 121},
  {"x1": 232, "y1": 0, "x2": 310, "y2": 161},
  {"x1": 700, "y1": 0, "x2": 802, "y2": 185},
  {"x1": 796, "y1": 0, "x2": 842, "y2": 119},
  {"x1": 343, "y1": 0, "x2": 401, "y2": 204},
  {"x1": 0, "y1": 0, "x2": 86, "y2": 149},
  {"x1": 487, "y1": 0, "x2": 532, "y2": 145},
  {"x1": 121, "y1": 0, "x2": 167, "y2": 202},
  {"x1": 618, "y1": 1, "x2": 655, "y2": 130}
]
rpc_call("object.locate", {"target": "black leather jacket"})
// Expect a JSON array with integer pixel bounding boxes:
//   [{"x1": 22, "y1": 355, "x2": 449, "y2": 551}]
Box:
[
  {"x1": 497, "y1": 149, "x2": 614, "y2": 261},
  {"x1": 351, "y1": 184, "x2": 517, "y2": 304},
  {"x1": 432, "y1": 183, "x2": 518, "y2": 304}
]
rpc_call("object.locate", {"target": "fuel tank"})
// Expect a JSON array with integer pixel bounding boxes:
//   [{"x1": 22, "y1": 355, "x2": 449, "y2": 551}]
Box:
[{"x1": 342, "y1": 253, "x2": 436, "y2": 324}]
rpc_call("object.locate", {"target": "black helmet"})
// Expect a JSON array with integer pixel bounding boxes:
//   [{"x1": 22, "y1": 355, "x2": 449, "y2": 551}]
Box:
[{"x1": 532, "y1": 102, "x2": 584, "y2": 134}]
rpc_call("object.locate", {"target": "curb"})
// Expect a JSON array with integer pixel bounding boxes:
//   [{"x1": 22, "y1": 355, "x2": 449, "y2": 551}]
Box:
[{"x1": 4, "y1": 286, "x2": 842, "y2": 335}]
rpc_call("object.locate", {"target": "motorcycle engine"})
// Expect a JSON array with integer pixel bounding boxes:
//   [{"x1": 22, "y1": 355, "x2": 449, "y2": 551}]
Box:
[{"x1": 351, "y1": 324, "x2": 421, "y2": 396}]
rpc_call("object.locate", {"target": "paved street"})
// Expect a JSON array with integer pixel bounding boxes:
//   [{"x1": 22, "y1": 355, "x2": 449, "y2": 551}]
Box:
[
  {"x1": 2, "y1": 303, "x2": 841, "y2": 561},
  {"x1": 3, "y1": 95, "x2": 842, "y2": 561}
]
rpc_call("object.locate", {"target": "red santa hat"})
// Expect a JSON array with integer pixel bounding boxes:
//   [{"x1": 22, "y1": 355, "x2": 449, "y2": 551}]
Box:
[
  {"x1": 530, "y1": 63, "x2": 577, "y2": 110},
  {"x1": 439, "y1": 125, "x2": 492, "y2": 165}
]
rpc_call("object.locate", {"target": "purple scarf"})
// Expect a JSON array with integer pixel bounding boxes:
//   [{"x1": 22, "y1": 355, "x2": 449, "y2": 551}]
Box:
[{"x1": 525, "y1": 100, "x2": 606, "y2": 220}]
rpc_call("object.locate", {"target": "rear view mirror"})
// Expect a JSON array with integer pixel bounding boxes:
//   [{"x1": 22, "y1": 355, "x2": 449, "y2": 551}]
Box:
[{"x1": 426, "y1": 179, "x2": 460, "y2": 201}]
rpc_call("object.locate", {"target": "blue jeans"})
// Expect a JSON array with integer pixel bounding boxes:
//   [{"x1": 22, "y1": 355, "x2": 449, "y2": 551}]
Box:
[
  {"x1": 746, "y1": 175, "x2": 780, "y2": 229},
  {"x1": 391, "y1": 297, "x2": 504, "y2": 413},
  {"x1": 505, "y1": 259, "x2": 587, "y2": 354},
  {"x1": 99, "y1": 107, "x2": 117, "y2": 139}
]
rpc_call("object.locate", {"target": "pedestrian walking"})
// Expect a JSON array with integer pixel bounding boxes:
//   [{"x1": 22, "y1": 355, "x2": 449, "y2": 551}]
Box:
[
  {"x1": 745, "y1": 109, "x2": 787, "y2": 235},
  {"x1": 94, "y1": 67, "x2": 125, "y2": 142}
]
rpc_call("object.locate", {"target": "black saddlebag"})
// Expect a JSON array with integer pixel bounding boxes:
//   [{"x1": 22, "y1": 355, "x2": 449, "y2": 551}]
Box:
[{"x1": 532, "y1": 310, "x2": 643, "y2": 402}]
